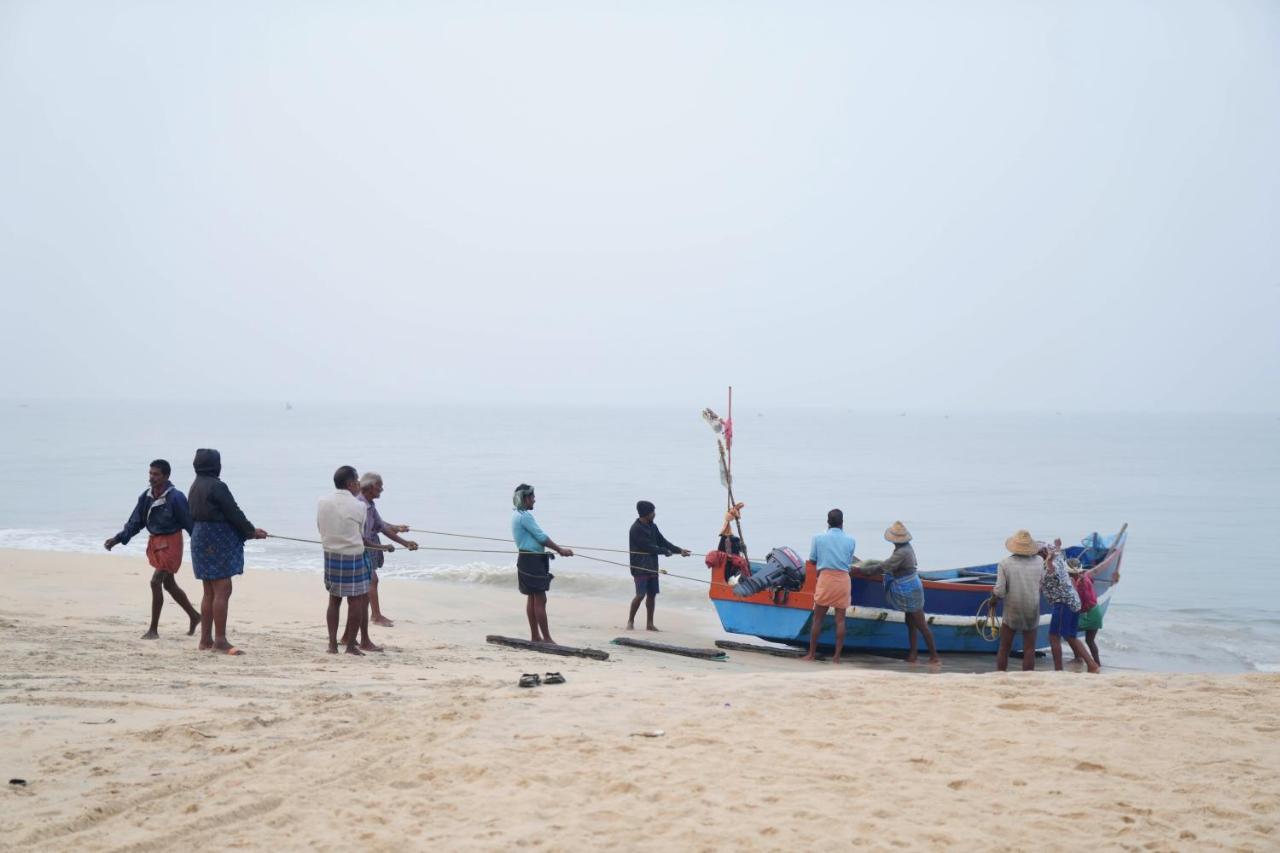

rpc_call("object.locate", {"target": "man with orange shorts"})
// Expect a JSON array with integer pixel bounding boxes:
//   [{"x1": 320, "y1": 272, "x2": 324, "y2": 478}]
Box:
[
  {"x1": 104, "y1": 459, "x2": 200, "y2": 639},
  {"x1": 802, "y1": 509, "x2": 858, "y2": 664}
]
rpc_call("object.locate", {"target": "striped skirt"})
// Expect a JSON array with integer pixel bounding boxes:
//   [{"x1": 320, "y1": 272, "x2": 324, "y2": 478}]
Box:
[{"x1": 324, "y1": 551, "x2": 371, "y2": 598}]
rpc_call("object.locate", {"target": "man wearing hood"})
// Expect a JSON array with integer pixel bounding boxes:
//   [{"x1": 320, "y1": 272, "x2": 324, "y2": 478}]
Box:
[
  {"x1": 188, "y1": 449, "x2": 267, "y2": 655},
  {"x1": 104, "y1": 459, "x2": 201, "y2": 639}
]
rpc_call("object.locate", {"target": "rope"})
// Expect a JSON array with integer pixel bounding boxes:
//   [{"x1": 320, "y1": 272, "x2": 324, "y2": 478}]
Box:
[
  {"x1": 975, "y1": 597, "x2": 1000, "y2": 642},
  {"x1": 268, "y1": 534, "x2": 392, "y2": 552},
  {"x1": 406, "y1": 528, "x2": 667, "y2": 557}
]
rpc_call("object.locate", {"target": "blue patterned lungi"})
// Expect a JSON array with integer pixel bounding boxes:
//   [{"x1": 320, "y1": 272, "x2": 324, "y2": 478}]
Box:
[
  {"x1": 884, "y1": 572, "x2": 925, "y2": 613},
  {"x1": 324, "y1": 551, "x2": 370, "y2": 598},
  {"x1": 191, "y1": 521, "x2": 245, "y2": 581}
]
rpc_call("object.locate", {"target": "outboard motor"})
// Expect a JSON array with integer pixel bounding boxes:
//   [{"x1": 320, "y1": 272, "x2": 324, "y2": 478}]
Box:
[{"x1": 732, "y1": 546, "x2": 805, "y2": 597}]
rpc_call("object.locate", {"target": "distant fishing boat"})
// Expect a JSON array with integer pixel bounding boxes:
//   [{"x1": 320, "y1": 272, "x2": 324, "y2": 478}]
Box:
[{"x1": 706, "y1": 527, "x2": 1127, "y2": 654}]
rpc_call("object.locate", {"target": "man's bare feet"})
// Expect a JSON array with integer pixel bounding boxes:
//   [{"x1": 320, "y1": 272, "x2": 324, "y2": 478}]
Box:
[
  {"x1": 646, "y1": 625, "x2": 660, "y2": 632},
  {"x1": 373, "y1": 616, "x2": 394, "y2": 627},
  {"x1": 928, "y1": 656, "x2": 942, "y2": 667},
  {"x1": 141, "y1": 630, "x2": 159, "y2": 640},
  {"x1": 360, "y1": 641, "x2": 384, "y2": 653},
  {"x1": 213, "y1": 640, "x2": 244, "y2": 655},
  {"x1": 625, "y1": 623, "x2": 635, "y2": 631},
  {"x1": 198, "y1": 640, "x2": 214, "y2": 651},
  {"x1": 801, "y1": 653, "x2": 817, "y2": 662},
  {"x1": 344, "y1": 645, "x2": 365, "y2": 656},
  {"x1": 327, "y1": 643, "x2": 339, "y2": 654},
  {"x1": 831, "y1": 656, "x2": 842, "y2": 665},
  {"x1": 187, "y1": 614, "x2": 200, "y2": 636},
  {"x1": 906, "y1": 654, "x2": 918, "y2": 664}
]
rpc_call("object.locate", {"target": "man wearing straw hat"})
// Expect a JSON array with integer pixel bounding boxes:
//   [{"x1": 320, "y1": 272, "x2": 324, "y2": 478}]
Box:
[
  {"x1": 991, "y1": 529, "x2": 1045, "y2": 671},
  {"x1": 853, "y1": 521, "x2": 940, "y2": 665},
  {"x1": 802, "y1": 509, "x2": 857, "y2": 664}
]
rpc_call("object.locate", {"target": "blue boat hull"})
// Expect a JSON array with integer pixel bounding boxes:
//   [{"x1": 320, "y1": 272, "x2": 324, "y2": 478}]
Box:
[{"x1": 708, "y1": 534, "x2": 1126, "y2": 655}]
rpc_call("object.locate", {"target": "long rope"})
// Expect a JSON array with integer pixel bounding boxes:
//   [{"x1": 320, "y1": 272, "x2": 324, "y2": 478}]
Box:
[
  {"x1": 268, "y1": 534, "x2": 393, "y2": 552},
  {"x1": 406, "y1": 528, "x2": 657, "y2": 557}
]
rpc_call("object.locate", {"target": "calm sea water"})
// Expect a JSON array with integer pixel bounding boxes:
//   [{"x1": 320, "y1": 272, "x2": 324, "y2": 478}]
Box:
[{"x1": 2, "y1": 400, "x2": 1277, "y2": 673}]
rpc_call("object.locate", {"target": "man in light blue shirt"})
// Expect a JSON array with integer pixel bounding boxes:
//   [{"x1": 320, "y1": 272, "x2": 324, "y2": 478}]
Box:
[
  {"x1": 802, "y1": 508, "x2": 857, "y2": 663},
  {"x1": 511, "y1": 483, "x2": 573, "y2": 644}
]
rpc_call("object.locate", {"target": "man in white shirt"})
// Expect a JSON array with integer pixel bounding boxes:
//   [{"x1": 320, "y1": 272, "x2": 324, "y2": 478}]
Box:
[{"x1": 317, "y1": 465, "x2": 376, "y2": 655}]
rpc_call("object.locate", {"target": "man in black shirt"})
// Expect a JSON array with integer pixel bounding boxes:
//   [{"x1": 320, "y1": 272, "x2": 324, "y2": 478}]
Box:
[{"x1": 627, "y1": 500, "x2": 690, "y2": 631}]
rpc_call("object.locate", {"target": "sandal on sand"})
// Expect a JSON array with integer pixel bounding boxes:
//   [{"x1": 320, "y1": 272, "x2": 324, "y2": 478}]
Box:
[
  {"x1": 518, "y1": 673, "x2": 541, "y2": 688},
  {"x1": 543, "y1": 672, "x2": 565, "y2": 685}
]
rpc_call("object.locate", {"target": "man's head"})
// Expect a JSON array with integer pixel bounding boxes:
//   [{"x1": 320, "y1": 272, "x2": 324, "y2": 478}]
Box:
[
  {"x1": 513, "y1": 483, "x2": 535, "y2": 510},
  {"x1": 148, "y1": 459, "x2": 170, "y2": 488},
  {"x1": 359, "y1": 471, "x2": 384, "y2": 499},
  {"x1": 827, "y1": 508, "x2": 843, "y2": 529},
  {"x1": 333, "y1": 465, "x2": 360, "y2": 494},
  {"x1": 636, "y1": 500, "x2": 656, "y2": 522}
]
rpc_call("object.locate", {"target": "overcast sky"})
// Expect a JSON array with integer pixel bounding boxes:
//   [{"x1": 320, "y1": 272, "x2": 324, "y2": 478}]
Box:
[{"x1": 2, "y1": 1, "x2": 1277, "y2": 412}]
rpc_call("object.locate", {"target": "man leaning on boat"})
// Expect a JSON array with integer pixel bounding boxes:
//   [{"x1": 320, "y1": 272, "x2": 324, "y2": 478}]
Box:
[{"x1": 802, "y1": 509, "x2": 856, "y2": 664}]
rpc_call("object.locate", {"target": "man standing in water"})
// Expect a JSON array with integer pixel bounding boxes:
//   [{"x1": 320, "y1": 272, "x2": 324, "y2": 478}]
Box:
[
  {"x1": 803, "y1": 509, "x2": 857, "y2": 664},
  {"x1": 511, "y1": 484, "x2": 573, "y2": 644},
  {"x1": 104, "y1": 459, "x2": 201, "y2": 639},
  {"x1": 627, "y1": 500, "x2": 690, "y2": 631}
]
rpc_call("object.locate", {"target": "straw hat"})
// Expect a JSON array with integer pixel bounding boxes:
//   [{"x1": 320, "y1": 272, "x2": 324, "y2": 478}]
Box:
[
  {"x1": 1005, "y1": 529, "x2": 1039, "y2": 556},
  {"x1": 884, "y1": 521, "x2": 912, "y2": 543}
]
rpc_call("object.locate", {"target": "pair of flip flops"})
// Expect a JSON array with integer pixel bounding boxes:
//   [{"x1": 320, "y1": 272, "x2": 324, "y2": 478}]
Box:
[{"x1": 518, "y1": 672, "x2": 566, "y2": 688}]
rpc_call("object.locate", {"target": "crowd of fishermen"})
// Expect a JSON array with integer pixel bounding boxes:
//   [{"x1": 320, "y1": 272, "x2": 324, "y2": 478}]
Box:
[
  {"x1": 790, "y1": 509, "x2": 1114, "y2": 671},
  {"x1": 105, "y1": 452, "x2": 1113, "y2": 668}
]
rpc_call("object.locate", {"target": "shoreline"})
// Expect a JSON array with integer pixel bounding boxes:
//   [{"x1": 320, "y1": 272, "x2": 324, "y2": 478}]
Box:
[{"x1": 3, "y1": 548, "x2": 1279, "y2": 849}]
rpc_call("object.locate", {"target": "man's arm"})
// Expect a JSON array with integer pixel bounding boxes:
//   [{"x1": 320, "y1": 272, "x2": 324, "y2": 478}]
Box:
[
  {"x1": 522, "y1": 513, "x2": 572, "y2": 557},
  {"x1": 655, "y1": 526, "x2": 690, "y2": 558},
  {"x1": 105, "y1": 495, "x2": 147, "y2": 549}
]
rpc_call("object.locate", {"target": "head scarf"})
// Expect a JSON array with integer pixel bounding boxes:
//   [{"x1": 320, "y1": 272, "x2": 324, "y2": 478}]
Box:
[{"x1": 513, "y1": 483, "x2": 535, "y2": 510}]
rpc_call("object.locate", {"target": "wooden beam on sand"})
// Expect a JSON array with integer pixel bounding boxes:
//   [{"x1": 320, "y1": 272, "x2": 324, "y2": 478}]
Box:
[
  {"x1": 485, "y1": 635, "x2": 610, "y2": 661},
  {"x1": 715, "y1": 639, "x2": 811, "y2": 659},
  {"x1": 611, "y1": 637, "x2": 727, "y2": 661}
]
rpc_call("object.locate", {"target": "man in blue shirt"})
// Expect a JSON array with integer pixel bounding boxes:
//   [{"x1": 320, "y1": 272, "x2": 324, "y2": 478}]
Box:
[
  {"x1": 104, "y1": 459, "x2": 201, "y2": 640},
  {"x1": 802, "y1": 509, "x2": 857, "y2": 664},
  {"x1": 511, "y1": 484, "x2": 573, "y2": 644}
]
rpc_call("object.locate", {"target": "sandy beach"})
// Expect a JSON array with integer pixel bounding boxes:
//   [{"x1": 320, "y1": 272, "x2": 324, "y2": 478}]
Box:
[{"x1": 2, "y1": 548, "x2": 1277, "y2": 851}]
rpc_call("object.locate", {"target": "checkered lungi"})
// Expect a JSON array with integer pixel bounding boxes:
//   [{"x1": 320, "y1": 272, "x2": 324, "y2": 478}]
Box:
[{"x1": 324, "y1": 551, "x2": 370, "y2": 598}]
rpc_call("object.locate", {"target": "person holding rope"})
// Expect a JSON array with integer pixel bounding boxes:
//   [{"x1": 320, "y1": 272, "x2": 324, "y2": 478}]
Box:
[
  {"x1": 319, "y1": 465, "x2": 377, "y2": 655},
  {"x1": 104, "y1": 458, "x2": 201, "y2": 640},
  {"x1": 990, "y1": 529, "x2": 1044, "y2": 671},
  {"x1": 511, "y1": 484, "x2": 572, "y2": 644},
  {"x1": 358, "y1": 472, "x2": 418, "y2": 628},
  {"x1": 188, "y1": 449, "x2": 267, "y2": 655},
  {"x1": 626, "y1": 500, "x2": 690, "y2": 632}
]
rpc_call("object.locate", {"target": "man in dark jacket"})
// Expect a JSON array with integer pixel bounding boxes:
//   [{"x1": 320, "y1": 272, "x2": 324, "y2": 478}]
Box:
[
  {"x1": 188, "y1": 449, "x2": 267, "y2": 654},
  {"x1": 104, "y1": 459, "x2": 201, "y2": 639},
  {"x1": 627, "y1": 500, "x2": 690, "y2": 631}
]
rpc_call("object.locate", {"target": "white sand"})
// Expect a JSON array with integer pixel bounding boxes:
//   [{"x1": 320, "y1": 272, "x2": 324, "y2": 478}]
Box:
[{"x1": 2, "y1": 548, "x2": 1278, "y2": 851}]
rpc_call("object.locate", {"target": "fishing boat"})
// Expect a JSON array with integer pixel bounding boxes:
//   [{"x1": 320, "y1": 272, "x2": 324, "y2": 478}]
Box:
[{"x1": 706, "y1": 526, "x2": 1127, "y2": 654}]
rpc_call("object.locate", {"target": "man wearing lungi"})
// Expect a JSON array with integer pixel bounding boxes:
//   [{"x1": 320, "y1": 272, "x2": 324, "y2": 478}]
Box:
[
  {"x1": 626, "y1": 500, "x2": 690, "y2": 632},
  {"x1": 511, "y1": 484, "x2": 573, "y2": 645},
  {"x1": 104, "y1": 459, "x2": 201, "y2": 639},
  {"x1": 802, "y1": 509, "x2": 857, "y2": 664},
  {"x1": 318, "y1": 466, "x2": 376, "y2": 655}
]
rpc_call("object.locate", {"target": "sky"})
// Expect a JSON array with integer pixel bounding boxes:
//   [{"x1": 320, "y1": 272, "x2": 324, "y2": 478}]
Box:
[{"x1": 2, "y1": 1, "x2": 1277, "y2": 412}]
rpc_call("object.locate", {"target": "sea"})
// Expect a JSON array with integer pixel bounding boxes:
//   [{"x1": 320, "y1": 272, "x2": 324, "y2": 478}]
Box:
[{"x1": 2, "y1": 399, "x2": 1277, "y2": 673}]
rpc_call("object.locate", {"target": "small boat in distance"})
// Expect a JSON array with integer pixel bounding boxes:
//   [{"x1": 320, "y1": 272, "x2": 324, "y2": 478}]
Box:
[{"x1": 706, "y1": 527, "x2": 1127, "y2": 654}]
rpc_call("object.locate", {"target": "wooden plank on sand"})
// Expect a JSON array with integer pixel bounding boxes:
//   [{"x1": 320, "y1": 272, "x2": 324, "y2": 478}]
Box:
[
  {"x1": 715, "y1": 639, "x2": 809, "y2": 659},
  {"x1": 485, "y1": 635, "x2": 610, "y2": 661},
  {"x1": 611, "y1": 637, "x2": 727, "y2": 660}
]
